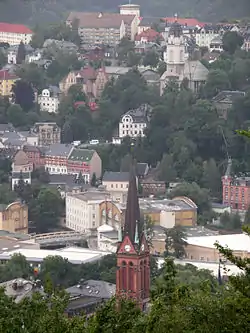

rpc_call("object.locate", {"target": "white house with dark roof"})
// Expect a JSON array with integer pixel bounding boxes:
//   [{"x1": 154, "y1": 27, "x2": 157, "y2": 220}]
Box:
[
  {"x1": 38, "y1": 86, "x2": 61, "y2": 113},
  {"x1": 118, "y1": 104, "x2": 151, "y2": 139}
]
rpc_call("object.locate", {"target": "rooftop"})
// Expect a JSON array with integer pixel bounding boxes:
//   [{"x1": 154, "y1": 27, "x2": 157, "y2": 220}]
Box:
[
  {"x1": 67, "y1": 11, "x2": 135, "y2": 29},
  {"x1": 187, "y1": 233, "x2": 250, "y2": 252},
  {"x1": 68, "y1": 148, "x2": 95, "y2": 163},
  {"x1": 0, "y1": 22, "x2": 32, "y2": 34},
  {"x1": 67, "y1": 190, "x2": 110, "y2": 202},
  {"x1": 212, "y1": 90, "x2": 246, "y2": 103},
  {"x1": 67, "y1": 279, "x2": 115, "y2": 300},
  {"x1": 0, "y1": 70, "x2": 18, "y2": 80},
  {"x1": 102, "y1": 171, "x2": 130, "y2": 182},
  {"x1": 139, "y1": 196, "x2": 197, "y2": 213},
  {"x1": 0, "y1": 246, "x2": 111, "y2": 265},
  {"x1": 46, "y1": 143, "x2": 73, "y2": 157}
]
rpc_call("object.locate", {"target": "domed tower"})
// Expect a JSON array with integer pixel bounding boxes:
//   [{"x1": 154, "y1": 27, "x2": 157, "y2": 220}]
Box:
[{"x1": 164, "y1": 14, "x2": 185, "y2": 75}]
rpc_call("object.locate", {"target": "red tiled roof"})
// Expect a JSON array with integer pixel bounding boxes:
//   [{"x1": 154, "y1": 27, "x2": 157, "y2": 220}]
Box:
[
  {"x1": 0, "y1": 70, "x2": 18, "y2": 80},
  {"x1": 135, "y1": 28, "x2": 163, "y2": 42},
  {"x1": 74, "y1": 101, "x2": 98, "y2": 111},
  {"x1": 75, "y1": 67, "x2": 97, "y2": 80},
  {"x1": 0, "y1": 22, "x2": 32, "y2": 34},
  {"x1": 163, "y1": 17, "x2": 205, "y2": 27}
]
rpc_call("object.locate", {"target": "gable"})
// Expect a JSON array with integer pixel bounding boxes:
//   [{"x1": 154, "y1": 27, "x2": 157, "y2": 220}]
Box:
[
  {"x1": 140, "y1": 233, "x2": 150, "y2": 254},
  {"x1": 117, "y1": 235, "x2": 137, "y2": 255}
]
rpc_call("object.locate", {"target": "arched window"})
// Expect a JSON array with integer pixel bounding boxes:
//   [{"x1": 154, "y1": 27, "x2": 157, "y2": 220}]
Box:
[
  {"x1": 140, "y1": 261, "x2": 144, "y2": 290},
  {"x1": 121, "y1": 261, "x2": 127, "y2": 291},
  {"x1": 128, "y1": 262, "x2": 134, "y2": 291}
]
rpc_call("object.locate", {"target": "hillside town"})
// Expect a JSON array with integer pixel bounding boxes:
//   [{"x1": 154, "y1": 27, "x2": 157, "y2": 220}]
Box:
[{"x1": 0, "y1": 2, "x2": 249, "y2": 331}]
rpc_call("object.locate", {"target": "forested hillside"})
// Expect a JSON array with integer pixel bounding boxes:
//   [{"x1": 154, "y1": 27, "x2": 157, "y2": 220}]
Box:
[{"x1": 0, "y1": 0, "x2": 249, "y2": 26}]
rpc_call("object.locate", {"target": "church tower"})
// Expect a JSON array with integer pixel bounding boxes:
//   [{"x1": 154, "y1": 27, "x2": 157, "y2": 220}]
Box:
[
  {"x1": 164, "y1": 14, "x2": 185, "y2": 75},
  {"x1": 116, "y1": 167, "x2": 150, "y2": 311}
]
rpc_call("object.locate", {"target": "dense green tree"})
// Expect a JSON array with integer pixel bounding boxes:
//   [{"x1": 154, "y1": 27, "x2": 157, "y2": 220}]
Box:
[
  {"x1": 16, "y1": 41, "x2": 26, "y2": 64},
  {"x1": 142, "y1": 50, "x2": 159, "y2": 68},
  {"x1": 201, "y1": 158, "x2": 221, "y2": 198},
  {"x1": 222, "y1": 31, "x2": 244, "y2": 54},
  {"x1": 164, "y1": 226, "x2": 187, "y2": 258},
  {"x1": 0, "y1": 49, "x2": 7, "y2": 68},
  {"x1": 203, "y1": 69, "x2": 231, "y2": 98},
  {"x1": 244, "y1": 205, "x2": 250, "y2": 225},
  {"x1": 11, "y1": 80, "x2": 34, "y2": 111},
  {"x1": 157, "y1": 154, "x2": 177, "y2": 183},
  {"x1": 127, "y1": 51, "x2": 141, "y2": 67},
  {"x1": 117, "y1": 37, "x2": 135, "y2": 64},
  {"x1": 6, "y1": 104, "x2": 26, "y2": 127}
]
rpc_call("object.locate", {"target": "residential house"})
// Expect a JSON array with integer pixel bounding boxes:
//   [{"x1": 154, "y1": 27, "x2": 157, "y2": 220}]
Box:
[
  {"x1": 136, "y1": 162, "x2": 149, "y2": 179},
  {"x1": 66, "y1": 190, "x2": 111, "y2": 231},
  {"x1": 137, "y1": 17, "x2": 164, "y2": 35},
  {"x1": 18, "y1": 131, "x2": 39, "y2": 146},
  {"x1": 118, "y1": 104, "x2": 151, "y2": 139},
  {"x1": 97, "y1": 224, "x2": 118, "y2": 252},
  {"x1": 23, "y1": 145, "x2": 45, "y2": 168},
  {"x1": 31, "y1": 122, "x2": 61, "y2": 146},
  {"x1": 102, "y1": 171, "x2": 132, "y2": 204},
  {"x1": 0, "y1": 22, "x2": 32, "y2": 45},
  {"x1": 212, "y1": 90, "x2": 245, "y2": 119},
  {"x1": 138, "y1": 67, "x2": 161, "y2": 86},
  {"x1": 195, "y1": 25, "x2": 220, "y2": 48},
  {"x1": 0, "y1": 70, "x2": 18, "y2": 96},
  {"x1": 11, "y1": 150, "x2": 32, "y2": 189},
  {"x1": 7, "y1": 44, "x2": 34, "y2": 64},
  {"x1": 209, "y1": 36, "x2": 223, "y2": 52},
  {"x1": 140, "y1": 179, "x2": 166, "y2": 196},
  {"x1": 135, "y1": 28, "x2": 163, "y2": 44},
  {"x1": 67, "y1": 148, "x2": 102, "y2": 183},
  {"x1": 38, "y1": 86, "x2": 60, "y2": 113},
  {"x1": 48, "y1": 174, "x2": 91, "y2": 198},
  {"x1": 0, "y1": 131, "x2": 26, "y2": 150},
  {"x1": 45, "y1": 143, "x2": 73, "y2": 175},
  {"x1": 59, "y1": 67, "x2": 107, "y2": 99},
  {"x1": 0, "y1": 201, "x2": 28, "y2": 234}
]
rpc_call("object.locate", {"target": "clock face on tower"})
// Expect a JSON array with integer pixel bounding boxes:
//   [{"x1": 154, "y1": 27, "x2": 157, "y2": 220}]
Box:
[{"x1": 124, "y1": 244, "x2": 131, "y2": 252}]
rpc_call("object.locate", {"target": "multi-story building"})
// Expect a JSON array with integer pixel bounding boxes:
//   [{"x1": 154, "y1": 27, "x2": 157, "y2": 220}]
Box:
[
  {"x1": 59, "y1": 67, "x2": 107, "y2": 99},
  {"x1": 118, "y1": 104, "x2": 151, "y2": 139},
  {"x1": 0, "y1": 70, "x2": 18, "y2": 96},
  {"x1": 66, "y1": 6, "x2": 139, "y2": 45},
  {"x1": 66, "y1": 190, "x2": 111, "y2": 231},
  {"x1": 23, "y1": 145, "x2": 45, "y2": 168},
  {"x1": 195, "y1": 25, "x2": 220, "y2": 48},
  {"x1": 0, "y1": 201, "x2": 28, "y2": 234},
  {"x1": 209, "y1": 36, "x2": 223, "y2": 52},
  {"x1": 0, "y1": 22, "x2": 32, "y2": 45},
  {"x1": 222, "y1": 158, "x2": 250, "y2": 211},
  {"x1": 102, "y1": 171, "x2": 132, "y2": 204},
  {"x1": 45, "y1": 143, "x2": 73, "y2": 174},
  {"x1": 38, "y1": 86, "x2": 60, "y2": 113},
  {"x1": 11, "y1": 150, "x2": 32, "y2": 190},
  {"x1": 67, "y1": 148, "x2": 102, "y2": 183},
  {"x1": 31, "y1": 122, "x2": 61, "y2": 146}
]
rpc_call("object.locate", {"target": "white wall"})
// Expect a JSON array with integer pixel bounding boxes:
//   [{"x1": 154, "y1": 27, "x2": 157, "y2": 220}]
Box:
[{"x1": 160, "y1": 210, "x2": 175, "y2": 228}]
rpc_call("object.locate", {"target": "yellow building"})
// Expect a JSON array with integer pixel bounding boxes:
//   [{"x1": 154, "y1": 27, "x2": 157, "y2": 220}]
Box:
[
  {"x1": 0, "y1": 70, "x2": 18, "y2": 96},
  {"x1": 0, "y1": 202, "x2": 28, "y2": 234}
]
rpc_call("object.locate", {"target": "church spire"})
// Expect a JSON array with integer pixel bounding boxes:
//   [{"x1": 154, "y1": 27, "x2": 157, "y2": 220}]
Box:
[{"x1": 124, "y1": 166, "x2": 140, "y2": 243}]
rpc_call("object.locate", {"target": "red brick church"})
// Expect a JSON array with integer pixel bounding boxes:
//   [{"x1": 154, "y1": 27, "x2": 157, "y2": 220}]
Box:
[{"x1": 116, "y1": 168, "x2": 150, "y2": 310}]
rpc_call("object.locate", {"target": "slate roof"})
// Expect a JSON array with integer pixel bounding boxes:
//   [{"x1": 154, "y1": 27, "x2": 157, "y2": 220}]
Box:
[
  {"x1": 136, "y1": 163, "x2": 149, "y2": 177},
  {"x1": 66, "y1": 280, "x2": 115, "y2": 300},
  {"x1": 0, "y1": 123, "x2": 14, "y2": 133},
  {"x1": 212, "y1": 90, "x2": 245, "y2": 103},
  {"x1": 12, "y1": 171, "x2": 31, "y2": 178},
  {"x1": 183, "y1": 60, "x2": 209, "y2": 81},
  {"x1": 103, "y1": 171, "x2": 130, "y2": 182},
  {"x1": 138, "y1": 17, "x2": 163, "y2": 27},
  {"x1": 68, "y1": 148, "x2": 95, "y2": 163},
  {"x1": 121, "y1": 104, "x2": 152, "y2": 123},
  {"x1": 45, "y1": 143, "x2": 73, "y2": 157}
]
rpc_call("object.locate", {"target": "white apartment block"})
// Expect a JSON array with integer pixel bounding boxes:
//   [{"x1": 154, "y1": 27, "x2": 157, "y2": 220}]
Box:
[
  {"x1": 195, "y1": 26, "x2": 220, "y2": 48},
  {"x1": 66, "y1": 191, "x2": 111, "y2": 232},
  {"x1": 0, "y1": 23, "x2": 33, "y2": 45},
  {"x1": 38, "y1": 87, "x2": 60, "y2": 113}
]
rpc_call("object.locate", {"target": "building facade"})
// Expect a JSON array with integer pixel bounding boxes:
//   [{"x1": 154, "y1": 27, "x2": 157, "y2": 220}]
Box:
[
  {"x1": 31, "y1": 122, "x2": 61, "y2": 146},
  {"x1": 118, "y1": 104, "x2": 151, "y2": 139},
  {"x1": 195, "y1": 26, "x2": 220, "y2": 48},
  {"x1": 66, "y1": 190, "x2": 111, "y2": 231},
  {"x1": 0, "y1": 22, "x2": 32, "y2": 45},
  {"x1": 67, "y1": 148, "x2": 102, "y2": 183},
  {"x1": 0, "y1": 70, "x2": 18, "y2": 96},
  {"x1": 102, "y1": 171, "x2": 131, "y2": 204},
  {"x1": 0, "y1": 202, "x2": 28, "y2": 234},
  {"x1": 38, "y1": 87, "x2": 60, "y2": 113},
  {"x1": 116, "y1": 169, "x2": 150, "y2": 311},
  {"x1": 45, "y1": 144, "x2": 73, "y2": 175},
  {"x1": 222, "y1": 162, "x2": 250, "y2": 212}
]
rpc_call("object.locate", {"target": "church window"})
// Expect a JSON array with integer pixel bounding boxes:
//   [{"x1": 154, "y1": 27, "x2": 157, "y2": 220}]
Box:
[
  {"x1": 121, "y1": 261, "x2": 127, "y2": 291},
  {"x1": 128, "y1": 262, "x2": 134, "y2": 291}
]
